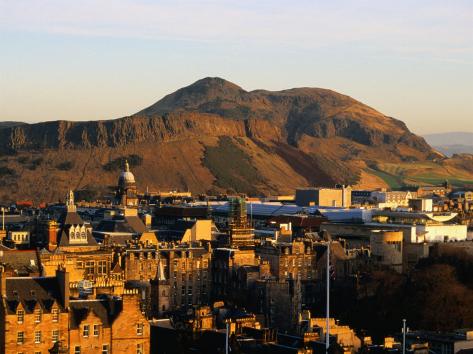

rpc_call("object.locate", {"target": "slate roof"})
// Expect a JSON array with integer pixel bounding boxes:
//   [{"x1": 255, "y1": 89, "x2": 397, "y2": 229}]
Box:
[
  {"x1": 58, "y1": 209, "x2": 86, "y2": 226},
  {"x1": 95, "y1": 215, "x2": 146, "y2": 235},
  {"x1": 54, "y1": 208, "x2": 98, "y2": 248},
  {"x1": 0, "y1": 249, "x2": 40, "y2": 275},
  {"x1": 4, "y1": 277, "x2": 61, "y2": 314},
  {"x1": 69, "y1": 298, "x2": 122, "y2": 329},
  {"x1": 125, "y1": 215, "x2": 147, "y2": 234}
]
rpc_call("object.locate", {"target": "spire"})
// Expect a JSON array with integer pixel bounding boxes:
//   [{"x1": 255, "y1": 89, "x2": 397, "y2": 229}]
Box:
[
  {"x1": 66, "y1": 190, "x2": 76, "y2": 212},
  {"x1": 125, "y1": 159, "x2": 130, "y2": 172}
]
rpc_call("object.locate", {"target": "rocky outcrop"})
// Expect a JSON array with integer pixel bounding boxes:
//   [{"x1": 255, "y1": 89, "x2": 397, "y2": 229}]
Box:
[
  {"x1": 0, "y1": 77, "x2": 453, "y2": 201},
  {"x1": 0, "y1": 77, "x2": 432, "y2": 156}
]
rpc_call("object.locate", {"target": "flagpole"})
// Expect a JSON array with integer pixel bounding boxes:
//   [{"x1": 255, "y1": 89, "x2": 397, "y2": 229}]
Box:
[
  {"x1": 226, "y1": 320, "x2": 229, "y2": 354},
  {"x1": 326, "y1": 240, "x2": 330, "y2": 354}
]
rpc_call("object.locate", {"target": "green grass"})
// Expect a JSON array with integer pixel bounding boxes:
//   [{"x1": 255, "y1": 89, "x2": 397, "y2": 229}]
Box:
[
  {"x1": 409, "y1": 176, "x2": 473, "y2": 188},
  {"x1": 367, "y1": 168, "x2": 405, "y2": 189},
  {"x1": 203, "y1": 136, "x2": 264, "y2": 195},
  {"x1": 368, "y1": 162, "x2": 473, "y2": 189}
]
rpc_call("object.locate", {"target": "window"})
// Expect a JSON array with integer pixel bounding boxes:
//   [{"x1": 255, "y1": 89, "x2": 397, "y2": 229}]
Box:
[
  {"x1": 93, "y1": 324, "x2": 99, "y2": 336},
  {"x1": 83, "y1": 324, "x2": 89, "y2": 337},
  {"x1": 17, "y1": 309, "x2": 24, "y2": 323},
  {"x1": 52, "y1": 308, "x2": 59, "y2": 322},
  {"x1": 35, "y1": 351, "x2": 41, "y2": 354},
  {"x1": 52, "y1": 330, "x2": 59, "y2": 343},
  {"x1": 74, "y1": 346, "x2": 81, "y2": 354},
  {"x1": 34, "y1": 330, "x2": 42, "y2": 343},
  {"x1": 102, "y1": 344, "x2": 109, "y2": 354},
  {"x1": 34, "y1": 308, "x2": 42, "y2": 323},
  {"x1": 136, "y1": 323, "x2": 144, "y2": 335},
  {"x1": 137, "y1": 343, "x2": 143, "y2": 354},
  {"x1": 97, "y1": 260, "x2": 107, "y2": 274},
  {"x1": 85, "y1": 261, "x2": 95, "y2": 275},
  {"x1": 17, "y1": 331, "x2": 25, "y2": 344}
]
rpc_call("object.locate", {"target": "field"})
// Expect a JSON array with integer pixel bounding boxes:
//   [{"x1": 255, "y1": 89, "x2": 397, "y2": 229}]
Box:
[{"x1": 366, "y1": 161, "x2": 473, "y2": 189}]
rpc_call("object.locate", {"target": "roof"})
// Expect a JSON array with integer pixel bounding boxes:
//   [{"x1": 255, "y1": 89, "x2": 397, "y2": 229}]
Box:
[
  {"x1": 94, "y1": 215, "x2": 146, "y2": 235},
  {"x1": 125, "y1": 215, "x2": 147, "y2": 233},
  {"x1": 58, "y1": 209, "x2": 86, "y2": 225},
  {"x1": 69, "y1": 298, "x2": 122, "y2": 328},
  {"x1": 4, "y1": 276, "x2": 61, "y2": 314},
  {"x1": 209, "y1": 201, "x2": 354, "y2": 219},
  {"x1": 93, "y1": 232, "x2": 133, "y2": 246},
  {"x1": 373, "y1": 210, "x2": 457, "y2": 222},
  {"x1": 57, "y1": 227, "x2": 98, "y2": 248},
  {"x1": 0, "y1": 249, "x2": 40, "y2": 275}
]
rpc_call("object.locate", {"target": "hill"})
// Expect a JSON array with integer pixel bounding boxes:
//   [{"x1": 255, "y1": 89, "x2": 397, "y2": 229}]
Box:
[
  {"x1": 0, "y1": 77, "x2": 471, "y2": 202},
  {"x1": 424, "y1": 132, "x2": 473, "y2": 156}
]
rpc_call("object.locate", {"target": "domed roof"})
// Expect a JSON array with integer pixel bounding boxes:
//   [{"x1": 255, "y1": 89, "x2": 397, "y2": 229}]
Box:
[{"x1": 118, "y1": 160, "x2": 136, "y2": 186}]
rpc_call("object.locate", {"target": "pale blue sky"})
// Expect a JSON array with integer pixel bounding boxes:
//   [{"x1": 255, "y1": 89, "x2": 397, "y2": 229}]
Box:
[{"x1": 0, "y1": 0, "x2": 472, "y2": 134}]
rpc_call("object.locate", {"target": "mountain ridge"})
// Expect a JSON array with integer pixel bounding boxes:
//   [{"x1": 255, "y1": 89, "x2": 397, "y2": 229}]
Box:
[{"x1": 0, "y1": 77, "x2": 471, "y2": 202}]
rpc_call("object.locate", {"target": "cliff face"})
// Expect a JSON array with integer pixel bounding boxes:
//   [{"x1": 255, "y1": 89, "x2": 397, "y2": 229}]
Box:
[{"x1": 0, "y1": 77, "x2": 461, "y2": 202}]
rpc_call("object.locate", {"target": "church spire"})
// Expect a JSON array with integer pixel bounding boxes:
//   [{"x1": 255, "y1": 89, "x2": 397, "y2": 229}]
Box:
[
  {"x1": 66, "y1": 190, "x2": 76, "y2": 212},
  {"x1": 125, "y1": 159, "x2": 130, "y2": 172}
]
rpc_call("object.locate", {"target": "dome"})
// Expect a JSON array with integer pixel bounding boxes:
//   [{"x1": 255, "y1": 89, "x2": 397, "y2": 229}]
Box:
[
  {"x1": 119, "y1": 171, "x2": 136, "y2": 184},
  {"x1": 118, "y1": 160, "x2": 136, "y2": 186}
]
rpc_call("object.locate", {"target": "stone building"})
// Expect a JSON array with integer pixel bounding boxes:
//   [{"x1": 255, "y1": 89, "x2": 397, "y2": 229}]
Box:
[
  {"x1": 256, "y1": 240, "x2": 318, "y2": 281},
  {"x1": 150, "y1": 245, "x2": 212, "y2": 316},
  {"x1": 40, "y1": 191, "x2": 124, "y2": 296},
  {"x1": 45, "y1": 190, "x2": 98, "y2": 253},
  {"x1": 211, "y1": 247, "x2": 258, "y2": 302},
  {"x1": 120, "y1": 248, "x2": 161, "y2": 282},
  {"x1": 0, "y1": 269, "x2": 149, "y2": 354}
]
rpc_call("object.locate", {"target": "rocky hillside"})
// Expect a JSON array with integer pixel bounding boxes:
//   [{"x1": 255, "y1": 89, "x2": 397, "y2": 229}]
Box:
[{"x1": 0, "y1": 77, "x2": 469, "y2": 203}]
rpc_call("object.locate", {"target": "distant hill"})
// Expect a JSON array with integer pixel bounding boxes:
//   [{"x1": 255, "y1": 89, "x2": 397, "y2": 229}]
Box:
[
  {"x1": 0, "y1": 77, "x2": 471, "y2": 202},
  {"x1": 424, "y1": 132, "x2": 473, "y2": 156},
  {"x1": 0, "y1": 121, "x2": 26, "y2": 129}
]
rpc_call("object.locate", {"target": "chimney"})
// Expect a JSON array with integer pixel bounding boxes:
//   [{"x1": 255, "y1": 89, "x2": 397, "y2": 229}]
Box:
[
  {"x1": 48, "y1": 220, "x2": 58, "y2": 251},
  {"x1": 0, "y1": 265, "x2": 7, "y2": 297},
  {"x1": 56, "y1": 268, "x2": 70, "y2": 309}
]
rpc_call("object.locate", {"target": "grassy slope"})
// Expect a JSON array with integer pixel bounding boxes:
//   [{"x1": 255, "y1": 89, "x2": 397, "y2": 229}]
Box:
[{"x1": 366, "y1": 161, "x2": 473, "y2": 189}]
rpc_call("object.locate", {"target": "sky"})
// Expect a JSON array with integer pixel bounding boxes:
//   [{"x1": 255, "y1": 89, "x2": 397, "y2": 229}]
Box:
[{"x1": 0, "y1": 0, "x2": 472, "y2": 135}]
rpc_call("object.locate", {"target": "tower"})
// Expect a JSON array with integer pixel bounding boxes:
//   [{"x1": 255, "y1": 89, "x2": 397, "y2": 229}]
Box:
[
  {"x1": 228, "y1": 197, "x2": 255, "y2": 248},
  {"x1": 150, "y1": 259, "x2": 170, "y2": 318},
  {"x1": 115, "y1": 159, "x2": 139, "y2": 207},
  {"x1": 66, "y1": 189, "x2": 76, "y2": 212}
]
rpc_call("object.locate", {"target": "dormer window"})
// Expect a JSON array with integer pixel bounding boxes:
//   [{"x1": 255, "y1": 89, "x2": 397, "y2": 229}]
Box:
[
  {"x1": 17, "y1": 309, "x2": 24, "y2": 323},
  {"x1": 34, "y1": 308, "x2": 42, "y2": 323},
  {"x1": 69, "y1": 225, "x2": 88, "y2": 244},
  {"x1": 52, "y1": 308, "x2": 59, "y2": 322}
]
